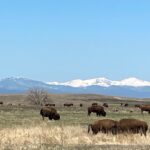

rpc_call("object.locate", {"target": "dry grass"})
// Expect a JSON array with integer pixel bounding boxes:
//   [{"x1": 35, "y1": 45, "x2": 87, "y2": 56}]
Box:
[
  {"x1": 0, "y1": 94, "x2": 150, "y2": 149},
  {"x1": 0, "y1": 123, "x2": 150, "y2": 149}
]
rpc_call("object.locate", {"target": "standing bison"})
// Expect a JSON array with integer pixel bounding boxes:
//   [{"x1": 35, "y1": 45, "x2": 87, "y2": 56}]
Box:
[
  {"x1": 137, "y1": 105, "x2": 150, "y2": 114},
  {"x1": 64, "y1": 103, "x2": 73, "y2": 107},
  {"x1": 88, "y1": 105, "x2": 106, "y2": 117},
  {"x1": 0, "y1": 101, "x2": 3, "y2": 105},
  {"x1": 117, "y1": 118, "x2": 148, "y2": 136},
  {"x1": 45, "y1": 103, "x2": 55, "y2": 107},
  {"x1": 40, "y1": 107, "x2": 60, "y2": 120},
  {"x1": 79, "y1": 103, "x2": 83, "y2": 107},
  {"x1": 88, "y1": 119, "x2": 117, "y2": 134}
]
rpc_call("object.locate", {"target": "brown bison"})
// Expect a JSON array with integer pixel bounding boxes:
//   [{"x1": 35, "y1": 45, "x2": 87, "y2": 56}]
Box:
[
  {"x1": 103, "y1": 103, "x2": 108, "y2": 108},
  {"x1": 79, "y1": 103, "x2": 83, "y2": 107},
  {"x1": 88, "y1": 119, "x2": 118, "y2": 134},
  {"x1": 88, "y1": 105, "x2": 106, "y2": 117},
  {"x1": 64, "y1": 103, "x2": 73, "y2": 107},
  {"x1": 45, "y1": 103, "x2": 55, "y2": 107},
  {"x1": 7, "y1": 103, "x2": 12, "y2": 106},
  {"x1": 92, "y1": 103, "x2": 98, "y2": 106},
  {"x1": 0, "y1": 101, "x2": 3, "y2": 105},
  {"x1": 137, "y1": 105, "x2": 150, "y2": 114},
  {"x1": 117, "y1": 118, "x2": 148, "y2": 136},
  {"x1": 113, "y1": 109, "x2": 119, "y2": 112},
  {"x1": 135, "y1": 104, "x2": 141, "y2": 108},
  {"x1": 124, "y1": 103, "x2": 128, "y2": 107},
  {"x1": 40, "y1": 107, "x2": 60, "y2": 120}
]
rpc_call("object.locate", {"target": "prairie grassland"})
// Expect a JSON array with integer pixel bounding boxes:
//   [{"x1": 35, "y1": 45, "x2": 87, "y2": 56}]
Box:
[{"x1": 0, "y1": 104, "x2": 150, "y2": 150}]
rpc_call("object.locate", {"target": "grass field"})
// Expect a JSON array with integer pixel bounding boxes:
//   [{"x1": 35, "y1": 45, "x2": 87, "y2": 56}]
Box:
[{"x1": 0, "y1": 94, "x2": 150, "y2": 150}]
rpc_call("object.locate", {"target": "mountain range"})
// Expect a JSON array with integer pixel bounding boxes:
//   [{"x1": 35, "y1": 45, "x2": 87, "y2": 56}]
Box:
[{"x1": 0, "y1": 77, "x2": 150, "y2": 98}]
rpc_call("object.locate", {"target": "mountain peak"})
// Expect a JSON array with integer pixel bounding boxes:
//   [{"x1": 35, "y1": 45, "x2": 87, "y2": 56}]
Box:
[{"x1": 47, "y1": 77, "x2": 150, "y2": 87}]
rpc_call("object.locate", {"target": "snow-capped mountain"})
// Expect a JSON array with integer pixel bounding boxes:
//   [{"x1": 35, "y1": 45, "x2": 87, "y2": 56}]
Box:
[
  {"x1": 1, "y1": 77, "x2": 150, "y2": 98},
  {"x1": 47, "y1": 77, "x2": 150, "y2": 87}
]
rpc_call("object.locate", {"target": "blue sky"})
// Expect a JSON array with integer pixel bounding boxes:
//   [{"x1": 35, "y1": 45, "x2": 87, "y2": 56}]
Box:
[{"x1": 0, "y1": 0, "x2": 150, "y2": 82}]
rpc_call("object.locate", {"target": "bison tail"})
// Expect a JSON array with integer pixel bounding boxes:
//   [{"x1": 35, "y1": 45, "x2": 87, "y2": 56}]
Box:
[{"x1": 88, "y1": 124, "x2": 91, "y2": 133}]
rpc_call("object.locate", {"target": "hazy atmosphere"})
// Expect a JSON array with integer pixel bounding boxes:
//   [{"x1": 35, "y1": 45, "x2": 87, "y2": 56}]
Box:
[{"x1": 0, "y1": 0, "x2": 150, "y2": 82}]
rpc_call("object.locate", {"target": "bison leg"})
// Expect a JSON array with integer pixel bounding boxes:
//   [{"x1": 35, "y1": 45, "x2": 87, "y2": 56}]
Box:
[
  {"x1": 88, "y1": 112, "x2": 91, "y2": 116},
  {"x1": 88, "y1": 124, "x2": 91, "y2": 133},
  {"x1": 112, "y1": 127, "x2": 117, "y2": 135},
  {"x1": 42, "y1": 116, "x2": 44, "y2": 120},
  {"x1": 96, "y1": 112, "x2": 99, "y2": 116},
  {"x1": 142, "y1": 128, "x2": 147, "y2": 136}
]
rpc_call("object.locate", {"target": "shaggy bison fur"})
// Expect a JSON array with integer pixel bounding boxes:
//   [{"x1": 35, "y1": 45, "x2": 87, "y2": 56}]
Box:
[{"x1": 88, "y1": 105, "x2": 106, "y2": 117}]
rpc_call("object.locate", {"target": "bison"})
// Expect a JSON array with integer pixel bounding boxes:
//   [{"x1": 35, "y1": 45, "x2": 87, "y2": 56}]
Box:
[
  {"x1": 64, "y1": 103, "x2": 73, "y2": 107},
  {"x1": 40, "y1": 107, "x2": 60, "y2": 120},
  {"x1": 117, "y1": 118, "x2": 148, "y2": 136},
  {"x1": 88, "y1": 105, "x2": 106, "y2": 117},
  {"x1": 135, "y1": 104, "x2": 141, "y2": 108},
  {"x1": 103, "y1": 103, "x2": 108, "y2": 108},
  {"x1": 79, "y1": 103, "x2": 83, "y2": 107},
  {"x1": 45, "y1": 103, "x2": 55, "y2": 107},
  {"x1": 92, "y1": 103, "x2": 98, "y2": 106},
  {"x1": 88, "y1": 119, "x2": 118, "y2": 134},
  {"x1": 124, "y1": 103, "x2": 128, "y2": 107},
  {"x1": 0, "y1": 101, "x2": 3, "y2": 105},
  {"x1": 137, "y1": 105, "x2": 150, "y2": 114}
]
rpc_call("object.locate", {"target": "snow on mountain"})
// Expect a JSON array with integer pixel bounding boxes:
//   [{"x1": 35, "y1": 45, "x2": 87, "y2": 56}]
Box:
[
  {"x1": 47, "y1": 77, "x2": 150, "y2": 87},
  {"x1": 0, "y1": 77, "x2": 150, "y2": 98}
]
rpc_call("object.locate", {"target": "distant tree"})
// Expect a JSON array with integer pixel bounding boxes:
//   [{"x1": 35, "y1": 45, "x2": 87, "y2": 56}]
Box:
[{"x1": 27, "y1": 88, "x2": 48, "y2": 105}]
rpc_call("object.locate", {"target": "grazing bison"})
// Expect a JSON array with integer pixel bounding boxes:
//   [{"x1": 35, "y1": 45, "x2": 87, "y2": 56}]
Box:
[
  {"x1": 79, "y1": 103, "x2": 83, "y2": 107},
  {"x1": 45, "y1": 103, "x2": 55, "y2": 107},
  {"x1": 117, "y1": 118, "x2": 148, "y2": 136},
  {"x1": 92, "y1": 103, "x2": 98, "y2": 106},
  {"x1": 124, "y1": 103, "x2": 128, "y2": 107},
  {"x1": 7, "y1": 103, "x2": 12, "y2": 106},
  {"x1": 103, "y1": 103, "x2": 108, "y2": 108},
  {"x1": 88, "y1": 119, "x2": 118, "y2": 135},
  {"x1": 0, "y1": 101, "x2": 3, "y2": 105},
  {"x1": 113, "y1": 109, "x2": 119, "y2": 112},
  {"x1": 64, "y1": 103, "x2": 73, "y2": 107},
  {"x1": 135, "y1": 104, "x2": 141, "y2": 108},
  {"x1": 137, "y1": 105, "x2": 150, "y2": 114},
  {"x1": 40, "y1": 107, "x2": 60, "y2": 120},
  {"x1": 88, "y1": 105, "x2": 106, "y2": 117}
]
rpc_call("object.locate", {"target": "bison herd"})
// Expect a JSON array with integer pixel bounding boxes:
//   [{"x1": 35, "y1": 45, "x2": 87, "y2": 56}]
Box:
[{"x1": 39, "y1": 102, "x2": 150, "y2": 136}]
